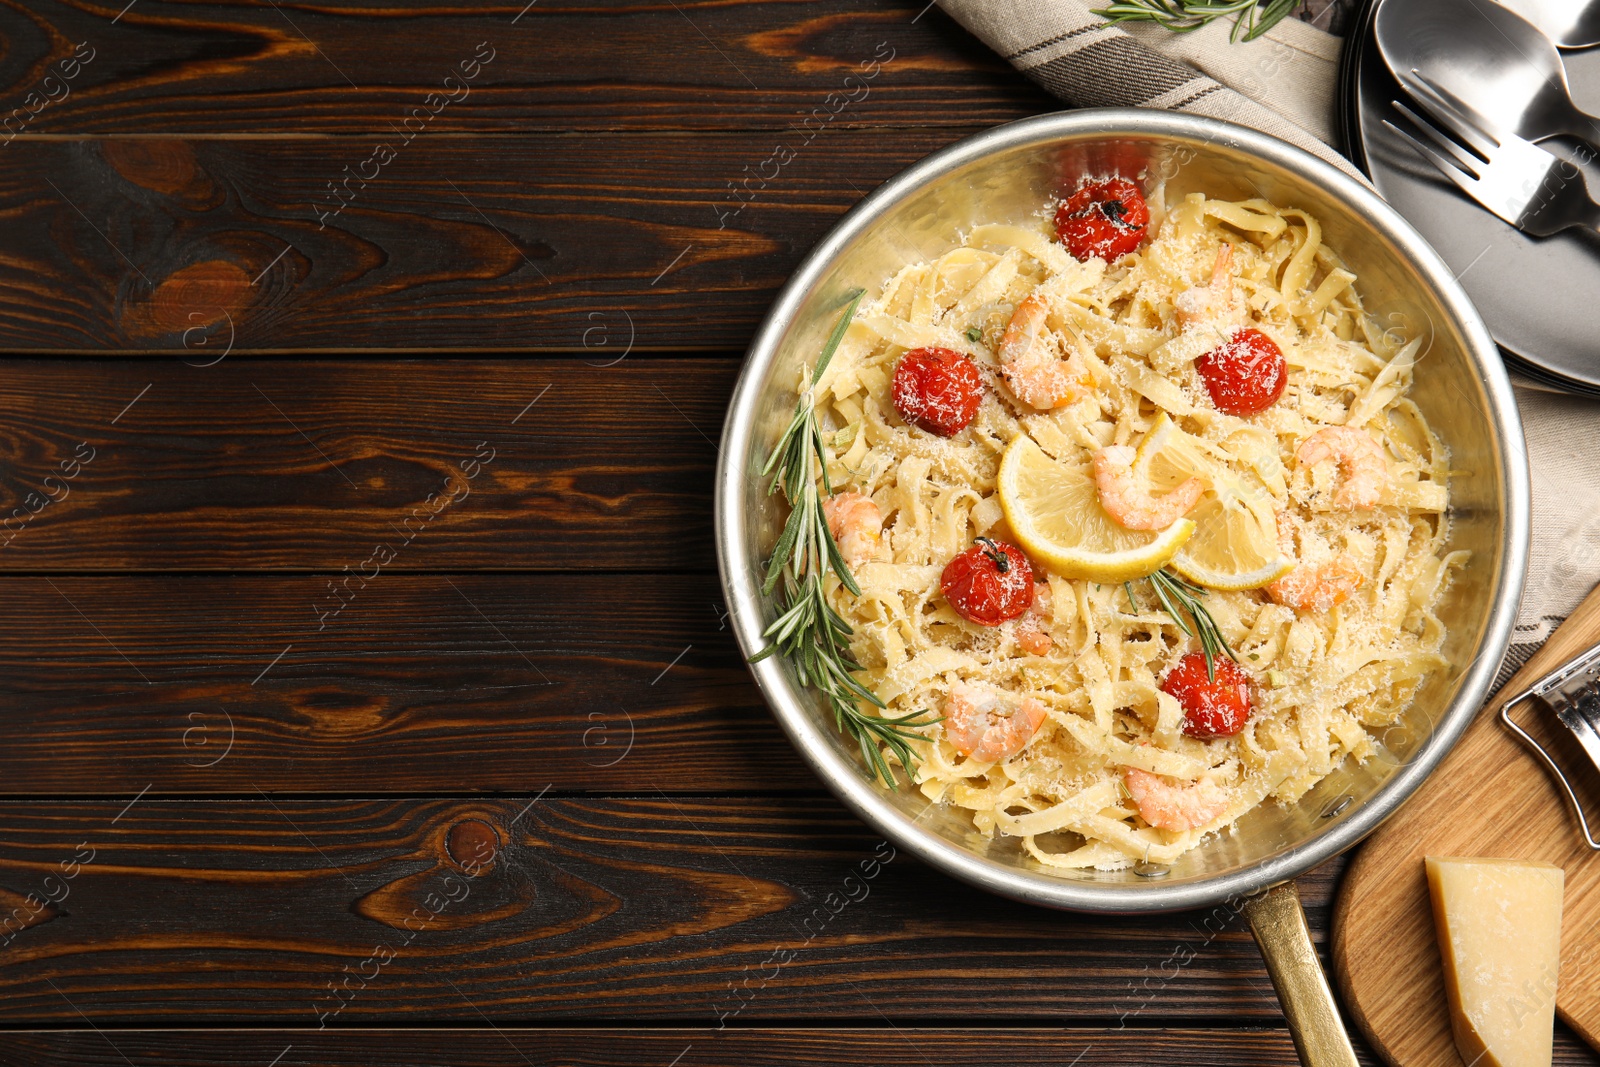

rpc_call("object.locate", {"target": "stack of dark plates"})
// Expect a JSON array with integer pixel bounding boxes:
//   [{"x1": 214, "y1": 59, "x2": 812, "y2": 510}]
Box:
[{"x1": 1340, "y1": 0, "x2": 1600, "y2": 396}]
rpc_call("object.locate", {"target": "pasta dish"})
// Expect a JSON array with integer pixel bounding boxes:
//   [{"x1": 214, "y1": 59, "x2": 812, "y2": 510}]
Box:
[{"x1": 792, "y1": 178, "x2": 1463, "y2": 870}]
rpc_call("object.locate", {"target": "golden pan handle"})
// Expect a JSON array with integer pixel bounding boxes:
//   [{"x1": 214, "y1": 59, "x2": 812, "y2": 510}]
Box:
[{"x1": 1241, "y1": 881, "x2": 1361, "y2": 1067}]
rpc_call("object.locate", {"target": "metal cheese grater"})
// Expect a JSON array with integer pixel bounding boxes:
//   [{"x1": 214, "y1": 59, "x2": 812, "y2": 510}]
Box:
[{"x1": 1500, "y1": 640, "x2": 1600, "y2": 850}]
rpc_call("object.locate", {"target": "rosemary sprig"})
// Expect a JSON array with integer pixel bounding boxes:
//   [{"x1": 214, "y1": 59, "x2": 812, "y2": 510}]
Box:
[
  {"x1": 1092, "y1": 0, "x2": 1301, "y2": 42},
  {"x1": 1126, "y1": 568, "x2": 1239, "y2": 681},
  {"x1": 749, "y1": 289, "x2": 938, "y2": 787}
]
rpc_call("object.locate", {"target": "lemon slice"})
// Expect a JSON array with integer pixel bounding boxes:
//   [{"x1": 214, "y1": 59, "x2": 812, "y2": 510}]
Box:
[
  {"x1": 1170, "y1": 492, "x2": 1294, "y2": 590},
  {"x1": 1133, "y1": 412, "x2": 1216, "y2": 488},
  {"x1": 1133, "y1": 414, "x2": 1293, "y2": 590},
  {"x1": 998, "y1": 434, "x2": 1194, "y2": 582}
]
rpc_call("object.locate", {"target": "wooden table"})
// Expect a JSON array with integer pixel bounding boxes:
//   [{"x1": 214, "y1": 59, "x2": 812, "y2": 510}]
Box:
[{"x1": 0, "y1": 2, "x2": 1593, "y2": 1064}]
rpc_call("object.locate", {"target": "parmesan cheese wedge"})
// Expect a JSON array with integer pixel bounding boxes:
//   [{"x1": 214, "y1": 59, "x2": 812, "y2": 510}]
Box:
[{"x1": 1425, "y1": 856, "x2": 1565, "y2": 1067}]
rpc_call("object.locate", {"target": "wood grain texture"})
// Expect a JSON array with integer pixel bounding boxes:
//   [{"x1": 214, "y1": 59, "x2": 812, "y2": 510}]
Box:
[
  {"x1": 0, "y1": 795, "x2": 1336, "y2": 1023},
  {"x1": 0, "y1": 130, "x2": 981, "y2": 353},
  {"x1": 0, "y1": 574, "x2": 799, "y2": 793},
  {"x1": 1334, "y1": 583, "x2": 1600, "y2": 1066},
  {"x1": 0, "y1": 0, "x2": 1050, "y2": 134},
  {"x1": 0, "y1": 1029, "x2": 1321, "y2": 1067},
  {"x1": 0, "y1": 358, "x2": 732, "y2": 571},
  {"x1": 0, "y1": 1028, "x2": 1590, "y2": 1067},
  {"x1": 4, "y1": 0, "x2": 1547, "y2": 1056}
]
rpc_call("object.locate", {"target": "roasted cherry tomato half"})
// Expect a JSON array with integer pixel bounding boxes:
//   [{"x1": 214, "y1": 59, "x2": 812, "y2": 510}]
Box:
[
  {"x1": 1194, "y1": 328, "x2": 1288, "y2": 416},
  {"x1": 1161, "y1": 653, "x2": 1254, "y2": 740},
  {"x1": 1054, "y1": 177, "x2": 1151, "y2": 263},
  {"x1": 940, "y1": 538, "x2": 1034, "y2": 626},
  {"x1": 891, "y1": 346, "x2": 985, "y2": 437}
]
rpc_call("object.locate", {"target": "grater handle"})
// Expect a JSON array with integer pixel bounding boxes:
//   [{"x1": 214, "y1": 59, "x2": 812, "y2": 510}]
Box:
[{"x1": 1501, "y1": 688, "x2": 1600, "y2": 851}]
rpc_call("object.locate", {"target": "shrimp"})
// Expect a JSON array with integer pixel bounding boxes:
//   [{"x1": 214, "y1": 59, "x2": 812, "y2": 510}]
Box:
[
  {"x1": 945, "y1": 681, "x2": 1047, "y2": 762},
  {"x1": 1092, "y1": 445, "x2": 1206, "y2": 531},
  {"x1": 1266, "y1": 512, "x2": 1364, "y2": 613},
  {"x1": 1173, "y1": 243, "x2": 1246, "y2": 333},
  {"x1": 822, "y1": 492, "x2": 883, "y2": 570},
  {"x1": 998, "y1": 294, "x2": 1094, "y2": 410},
  {"x1": 1014, "y1": 581, "x2": 1053, "y2": 656},
  {"x1": 1296, "y1": 426, "x2": 1386, "y2": 510},
  {"x1": 1123, "y1": 767, "x2": 1230, "y2": 833},
  {"x1": 1267, "y1": 560, "x2": 1364, "y2": 613}
]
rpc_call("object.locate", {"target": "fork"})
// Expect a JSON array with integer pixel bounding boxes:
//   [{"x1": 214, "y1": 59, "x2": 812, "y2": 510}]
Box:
[{"x1": 1385, "y1": 70, "x2": 1600, "y2": 237}]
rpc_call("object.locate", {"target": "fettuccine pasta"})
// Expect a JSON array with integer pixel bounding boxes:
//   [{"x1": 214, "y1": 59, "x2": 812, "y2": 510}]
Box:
[{"x1": 800, "y1": 184, "x2": 1464, "y2": 869}]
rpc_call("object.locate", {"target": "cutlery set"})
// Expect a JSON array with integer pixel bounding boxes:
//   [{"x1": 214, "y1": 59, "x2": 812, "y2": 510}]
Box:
[
  {"x1": 1344, "y1": 0, "x2": 1600, "y2": 392},
  {"x1": 1377, "y1": 0, "x2": 1600, "y2": 243}
]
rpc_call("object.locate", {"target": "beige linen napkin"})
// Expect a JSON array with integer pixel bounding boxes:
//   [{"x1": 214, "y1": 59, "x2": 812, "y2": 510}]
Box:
[
  {"x1": 937, "y1": 0, "x2": 1600, "y2": 673},
  {"x1": 1505, "y1": 386, "x2": 1600, "y2": 669},
  {"x1": 936, "y1": 0, "x2": 1360, "y2": 178}
]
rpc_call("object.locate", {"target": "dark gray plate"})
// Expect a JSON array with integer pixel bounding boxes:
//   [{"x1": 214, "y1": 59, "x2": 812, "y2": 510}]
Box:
[{"x1": 1341, "y1": 0, "x2": 1600, "y2": 395}]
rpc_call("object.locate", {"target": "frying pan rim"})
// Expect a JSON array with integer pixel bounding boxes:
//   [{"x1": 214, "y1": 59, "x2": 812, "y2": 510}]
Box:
[{"x1": 715, "y1": 108, "x2": 1531, "y2": 914}]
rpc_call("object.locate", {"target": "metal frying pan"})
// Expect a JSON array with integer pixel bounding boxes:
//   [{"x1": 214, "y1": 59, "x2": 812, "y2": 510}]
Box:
[{"x1": 718, "y1": 110, "x2": 1529, "y2": 1066}]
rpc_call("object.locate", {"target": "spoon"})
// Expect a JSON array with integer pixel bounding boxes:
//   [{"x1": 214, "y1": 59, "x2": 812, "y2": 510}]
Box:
[
  {"x1": 1498, "y1": 0, "x2": 1600, "y2": 50},
  {"x1": 1375, "y1": 0, "x2": 1600, "y2": 152}
]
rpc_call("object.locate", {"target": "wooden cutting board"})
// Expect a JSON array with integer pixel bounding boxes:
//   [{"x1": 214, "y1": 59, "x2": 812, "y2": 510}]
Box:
[{"x1": 1333, "y1": 584, "x2": 1600, "y2": 1066}]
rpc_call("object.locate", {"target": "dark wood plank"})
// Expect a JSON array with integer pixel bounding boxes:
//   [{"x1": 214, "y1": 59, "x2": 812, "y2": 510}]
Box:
[
  {"x1": 0, "y1": 130, "x2": 976, "y2": 352},
  {"x1": 1, "y1": 1028, "x2": 1594, "y2": 1067},
  {"x1": 0, "y1": 0, "x2": 1048, "y2": 134},
  {"x1": 0, "y1": 575, "x2": 795, "y2": 793},
  {"x1": 0, "y1": 796, "x2": 1337, "y2": 1023},
  {"x1": 0, "y1": 358, "x2": 730, "y2": 572},
  {"x1": 0, "y1": 1029, "x2": 1307, "y2": 1067}
]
